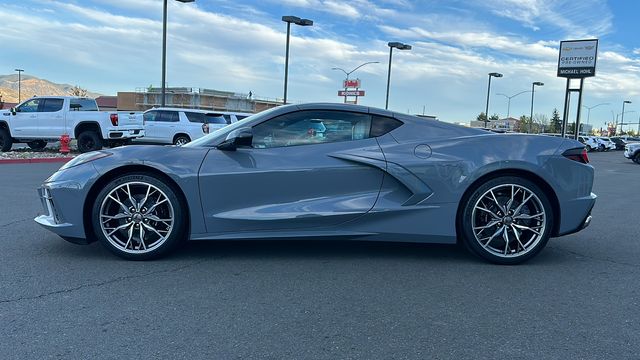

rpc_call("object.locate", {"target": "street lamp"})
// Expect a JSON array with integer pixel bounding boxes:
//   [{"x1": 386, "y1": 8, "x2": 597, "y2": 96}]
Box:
[
  {"x1": 282, "y1": 15, "x2": 313, "y2": 104},
  {"x1": 496, "y1": 90, "x2": 530, "y2": 118},
  {"x1": 161, "y1": 0, "x2": 195, "y2": 107},
  {"x1": 529, "y1": 81, "x2": 544, "y2": 133},
  {"x1": 332, "y1": 61, "x2": 379, "y2": 103},
  {"x1": 619, "y1": 100, "x2": 632, "y2": 135},
  {"x1": 484, "y1": 72, "x2": 503, "y2": 128},
  {"x1": 385, "y1": 42, "x2": 412, "y2": 110},
  {"x1": 14, "y1": 69, "x2": 24, "y2": 103},
  {"x1": 581, "y1": 103, "x2": 609, "y2": 127}
]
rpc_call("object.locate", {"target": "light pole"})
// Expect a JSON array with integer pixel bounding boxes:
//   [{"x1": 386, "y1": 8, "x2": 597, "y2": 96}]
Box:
[
  {"x1": 529, "y1": 81, "x2": 544, "y2": 133},
  {"x1": 581, "y1": 103, "x2": 609, "y2": 127},
  {"x1": 385, "y1": 42, "x2": 411, "y2": 110},
  {"x1": 332, "y1": 61, "x2": 379, "y2": 103},
  {"x1": 496, "y1": 90, "x2": 530, "y2": 118},
  {"x1": 620, "y1": 100, "x2": 632, "y2": 135},
  {"x1": 484, "y1": 72, "x2": 503, "y2": 128},
  {"x1": 161, "y1": 0, "x2": 194, "y2": 107},
  {"x1": 282, "y1": 16, "x2": 313, "y2": 104},
  {"x1": 14, "y1": 69, "x2": 24, "y2": 103}
]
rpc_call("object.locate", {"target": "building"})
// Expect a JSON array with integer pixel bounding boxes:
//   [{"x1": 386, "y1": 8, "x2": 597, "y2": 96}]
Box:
[
  {"x1": 470, "y1": 117, "x2": 520, "y2": 131},
  {"x1": 95, "y1": 96, "x2": 117, "y2": 111},
  {"x1": 116, "y1": 87, "x2": 281, "y2": 113}
]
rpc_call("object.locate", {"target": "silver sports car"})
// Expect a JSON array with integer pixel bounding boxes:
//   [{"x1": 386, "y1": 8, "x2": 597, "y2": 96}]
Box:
[{"x1": 35, "y1": 103, "x2": 596, "y2": 264}]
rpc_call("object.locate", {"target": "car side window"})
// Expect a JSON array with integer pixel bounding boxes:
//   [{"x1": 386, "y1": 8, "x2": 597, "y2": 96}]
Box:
[
  {"x1": 40, "y1": 98, "x2": 64, "y2": 113},
  {"x1": 158, "y1": 111, "x2": 179, "y2": 122},
  {"x1": 205, "y1": 114, "x2": 227, "y2": 125},
  {"x1": 252, "y1": 110, "x2": 371, "y2": 149},
  {"x1": 223, "y1": 115, "x2": 232, "y2": 124},
  {"x1": 70, "y1": 99, "x2": 98, "y2": 111},
  {"x1": 185, "y1": 112, "x2": 206, "y2": 123},
  {"x1": 370, "y1": 115, "x2": 403, "y2": 137},
  {"x1": 17, "y1": 99, "x2": 41, "y2": 113},
  {"x1": 143, "y1": 111, "x2": 158, "y2": 123}
]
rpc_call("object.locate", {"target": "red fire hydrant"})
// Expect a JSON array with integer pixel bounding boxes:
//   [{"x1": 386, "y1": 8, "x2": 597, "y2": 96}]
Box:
[{"x1": 60, "y1": 134, "x2": 71, "y2": 154}]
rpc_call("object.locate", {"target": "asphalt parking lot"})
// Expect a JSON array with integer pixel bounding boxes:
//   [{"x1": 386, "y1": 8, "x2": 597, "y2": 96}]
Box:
[{"x1": 0, "y1": 151, "x2": 638, "y2": 359}]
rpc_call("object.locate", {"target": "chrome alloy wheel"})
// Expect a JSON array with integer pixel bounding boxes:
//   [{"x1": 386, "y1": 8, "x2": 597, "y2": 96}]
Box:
[
  {"x1": 471, "y1": 184, "x2": 547, "y2": 258},
  {"x1": 99, "y1": 181, "x2": 175, "y2": 254},
  {"x1": 174, "y1": 138, "x2": 189, "y2": 146}
]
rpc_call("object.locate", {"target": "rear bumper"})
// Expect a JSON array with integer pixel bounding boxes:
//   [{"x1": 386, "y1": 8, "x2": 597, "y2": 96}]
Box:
[
  {"x1": 107, "y1": 128, "x2": 145, "y2": 139},
  {"x1": 556, "y1": 193, "x2": 597, "y2": 237}
]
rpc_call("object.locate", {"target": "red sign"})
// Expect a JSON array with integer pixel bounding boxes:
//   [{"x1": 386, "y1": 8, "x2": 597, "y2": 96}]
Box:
[
  {"x1": 338, "y1": 90, "x2": 365, "y2": 97},
  {"x1": 343, "y1": 79, "x2": 361, "y2": 88}
]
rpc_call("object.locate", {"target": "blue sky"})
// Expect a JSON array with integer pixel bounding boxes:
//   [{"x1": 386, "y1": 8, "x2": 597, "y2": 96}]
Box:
[{"x1": 2, "y1": 0, "x2": 640, "y2": 127}]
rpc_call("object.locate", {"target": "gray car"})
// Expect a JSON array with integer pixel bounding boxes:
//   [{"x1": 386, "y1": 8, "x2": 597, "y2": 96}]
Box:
[{"x1": 35, "y1": 103, "x2": 596, "y2": 264}]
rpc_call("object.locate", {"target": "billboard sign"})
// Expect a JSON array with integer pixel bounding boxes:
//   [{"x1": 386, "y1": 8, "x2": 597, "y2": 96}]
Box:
[
  {"x1": 338, "y1": 90, "x2": 365, "y2": 97},
  {"x1": 557, "y1": 39, "x2": 598, "y2": 78},
  {"x1": 343, "y1": 79, "x2": 361, "y2": 88}
]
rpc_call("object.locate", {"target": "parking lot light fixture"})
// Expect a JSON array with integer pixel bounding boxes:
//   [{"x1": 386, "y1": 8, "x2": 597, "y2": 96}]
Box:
[
  {"x1": 620, "y1": 100, "x2": 632, "y2": 134},
  {"x1": 14, "y1": 69, "x2": 24, "y2": 103},
  {"x1": 582, "y1": 103, "x2": 609, "y2": 126},
  {"x1": 385, "y1": 42, "x2": 412, "y2": 110},
  {"x1": 484, "y1": 72, "x2": 503, "y2": 128},
  {"x1": 496, "y1": 90, "x2": 530, "y2": 118},
  {"x1": 282, "y1": 15, "x2": 314, "y2": 104},
  {"x1": 529, "y1": 82, "x2": 544, "y2": 133},
  {"x1": 161, "y1": 0, "x2": 195, "y2": 107},
  {"x1": 332, "y1": 61, "x2": 380, "y2": 103}
]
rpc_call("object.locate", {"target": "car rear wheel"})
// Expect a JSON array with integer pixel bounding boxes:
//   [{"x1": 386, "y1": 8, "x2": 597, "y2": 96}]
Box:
[
  {"x1": 27, "y1": 140, "x2": 47, "y2": 150},
  {"x1": 173, "y1": 135, "x2": 190, "y2": 146},
  {"x1": 634, "y1": 153, "x2": 640, "y2": 164},
  {"x1": 585, "y1": 145, "x2": 592, "y2": 152},
  {"x1": 0, "y1": 128, "x2": 13, "y2": 152},
  {"x1": 460, "y1": 176, "x2": 553, "y2": 265},
  {"x1": 77, "y1": 131, "x2": 103, "y2": 153},
  {"x1": 91, "y1": 173, "x2": 186, "y2": 260}
]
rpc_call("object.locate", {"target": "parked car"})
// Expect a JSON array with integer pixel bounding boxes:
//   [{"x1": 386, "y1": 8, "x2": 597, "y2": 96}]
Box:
[
  {"x1": 134, "y1": 108, "x2": 252, "y2": 145},
  {"x1": 610, "y1": 136, "x2": 627, "y2": 150},
  {"x1": 578, "y1": 136, "x2": 601, "y2": 152},
  {"x1": 0, "y1": 96, "x2": 144, "y2": 152},
  {"x1": 35, "y1": 103, "x2": 596, "y2": 265},
  {"x1": 597, "y1": 137, "x2": 617, "y2": 151},
  {"x1": 624, "y1": 142, "x2": 640, "y2": 164}
]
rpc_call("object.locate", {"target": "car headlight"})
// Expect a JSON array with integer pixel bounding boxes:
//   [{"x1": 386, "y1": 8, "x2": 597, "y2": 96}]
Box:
[{"x1": 59, "y1": 151, "x2": 112, "y2": 170}]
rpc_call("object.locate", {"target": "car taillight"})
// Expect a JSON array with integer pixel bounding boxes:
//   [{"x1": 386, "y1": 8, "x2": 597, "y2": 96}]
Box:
[
  {"x1": 110, "y1": 114, "x2": 119, "y2": 126},
  {"x1": 563, "y1": 147, "x2": 589, "y2": 164}
]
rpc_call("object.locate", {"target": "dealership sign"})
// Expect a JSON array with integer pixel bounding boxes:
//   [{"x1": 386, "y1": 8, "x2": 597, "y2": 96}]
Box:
[
  {"x1": 343, "y1": 79, "x2": 361, "y2": 88},
  {"x1": 557, "y1": 39, "x2": 598, "y2": 78},
  {"x1": 338, "y1": 90, "x2": 365, "y2": 97}
]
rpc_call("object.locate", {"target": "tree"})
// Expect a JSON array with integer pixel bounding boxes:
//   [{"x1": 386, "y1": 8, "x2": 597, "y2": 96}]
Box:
[
  {"x1": 69, "y1": 85, "x2": 87, "y2": 97},
  {"x1": 489, "y1": 113, "x2": 500, "y2": 121},
  {"x1": 519, "y1": 115, "x2": 532, "y2": 133},
  {"x1": 476, "y1": 112, "x2": 487, "y2": 122},
  {"x1": 534, "y1": 113, "x2": 549, "y2": 134},
  {"x1": 549, "y1": 108, "x2": 562, "y2": 133}
]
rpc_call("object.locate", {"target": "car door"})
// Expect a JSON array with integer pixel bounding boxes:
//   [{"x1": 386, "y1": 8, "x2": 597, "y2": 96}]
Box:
[
  {"x1": 142, "y1": 110, "x2": 160, "y2": 142},
  {"x1": 38, "y1": 98, "x2": 65, "y2": 138},
  {"x1": 198, "y1": 110, "x2": 386, "y2": 234},
  {"x1": 11, "y1": 98, "x2": 41, "y2": 137},
  {"x1": 154, "y1": 110, "x2": 179, "y2": 144}
]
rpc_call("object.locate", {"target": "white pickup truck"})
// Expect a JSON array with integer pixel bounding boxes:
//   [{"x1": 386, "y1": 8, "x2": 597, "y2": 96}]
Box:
[{"x1": 0, "y1": 96, "x2": 144, "y2": 152}]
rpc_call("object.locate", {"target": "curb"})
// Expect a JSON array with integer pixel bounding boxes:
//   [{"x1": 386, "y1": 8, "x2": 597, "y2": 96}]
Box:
[{"x1": 0, "y1": 157, "x2": 74, "y2": 164}]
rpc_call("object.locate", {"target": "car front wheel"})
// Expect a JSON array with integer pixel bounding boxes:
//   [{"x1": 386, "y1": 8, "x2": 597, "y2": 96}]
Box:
[
  {"x1": 634, "y1": 153, "x2": 640, "y2": 164},
  {"x1": 460, "y1": 176, "x2": 553, "y2": 265},
  {"x1": 91, "y1": 173, "x2": 186, "y2": 260}
]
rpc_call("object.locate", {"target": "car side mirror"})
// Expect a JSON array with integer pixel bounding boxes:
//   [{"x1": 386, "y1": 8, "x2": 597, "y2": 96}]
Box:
[
  {"x1": 217, "y1": 127, "x2": 253, "y2": 151},
  {"x1": 10, "y1": 107, "x2": 16, "y2": 115}
]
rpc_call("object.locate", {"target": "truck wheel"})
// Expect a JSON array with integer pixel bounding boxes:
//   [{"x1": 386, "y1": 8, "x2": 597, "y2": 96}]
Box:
[
  {"x1": 585, "y1": 145, "x2": 592, "y2": 152},
  {"x1": 0, "y1": 128, "x2": 13, "y2": 152},
  {"x1": 77, "y1": 131, "x2": 103, "y2": 153},
  {"x1": 634, "y1": 153, "x2": 640, "y2": 164},
  {"x1": 27, "y1": 140, "x2": 47, "y2": 151},
  {"x1": 173, "y1": 135, "x2": 190, "y2": 146}
]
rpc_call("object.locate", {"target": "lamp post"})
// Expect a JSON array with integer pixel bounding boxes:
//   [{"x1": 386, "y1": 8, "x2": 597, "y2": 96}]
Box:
[
  {"x1": 529, "y1": 81, "x2": 544, "y2": 133},
  {"x1": 385, "y1": 42, "x2": 411, "y2": 110},
  {"x1": 282, "y1": 16, "x2": 313, "y2": 104},
  {"x1": 581, "y1": 103, "x2": 609, "y2": 127},
  {"x1": 161, "y1": 0, "x2": 194, "y2": 107},
  {"x1": 620, "y1": 100, "x2": 632, "y2": 135},
  {"x1": 332, "y1": 61, "x2": 379, "y2": 103},
  {"x1": 484, "y1": 72, "x2": 503, "y2": 128},
  {"x1": 496, "y1": 90, "x2": 530, "y2": 118},
  {"x1": 14, "y1": 69, "x2": 24, "y2": 103}
]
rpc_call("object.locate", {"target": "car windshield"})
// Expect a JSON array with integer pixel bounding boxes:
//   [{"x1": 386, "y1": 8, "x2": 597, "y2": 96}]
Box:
[{"x1": 184, "y1": 106, "x2": 283, "y2": 147}]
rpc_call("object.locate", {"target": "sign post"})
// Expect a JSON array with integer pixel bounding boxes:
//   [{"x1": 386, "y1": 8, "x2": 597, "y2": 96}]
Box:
[
  {"x1": 557, "y1": 39, "x2": 598, "y2": 139},
  {"x1": 338, "y1": 78, "x2": 365, "y2": 104}
]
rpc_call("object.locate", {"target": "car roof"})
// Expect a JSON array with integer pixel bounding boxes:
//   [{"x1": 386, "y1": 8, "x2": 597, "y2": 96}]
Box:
[{"x1": 146, "y1": 107, "x2": 254, "y2": 115}]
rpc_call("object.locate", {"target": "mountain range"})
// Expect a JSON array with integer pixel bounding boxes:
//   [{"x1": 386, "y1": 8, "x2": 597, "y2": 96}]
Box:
[{"x1": 0, "y1": 74, "x2": 102, "y2": 103}]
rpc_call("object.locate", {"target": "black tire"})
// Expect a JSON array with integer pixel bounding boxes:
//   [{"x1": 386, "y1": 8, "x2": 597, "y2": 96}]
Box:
[
  {"x1": 585, "y1": 145, "x2": 592, "y2": 152},
  {"x1": 27, "y1": 140, "x2": 47, "y2": 151},
  {"x1": 91, "y1": 173, "x2": 186, "y2": 260},
  {"x1": 173, "y1": 135, "x2": 191, "y2": 146},
  {"x1": 633, "y1": 153, "x2": 640, "y2": 164},
  {"x1": 460, "y1": 176, "x2": 554, "y2": 265},
  {"x1": 77, "y1": 131, "x2": 103, "y2": 153},
  {"x1": 0, "y1": 128, "x2": 13, "y2": 152}
]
